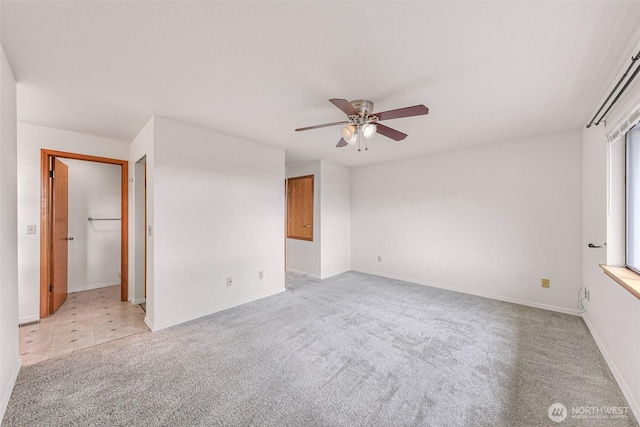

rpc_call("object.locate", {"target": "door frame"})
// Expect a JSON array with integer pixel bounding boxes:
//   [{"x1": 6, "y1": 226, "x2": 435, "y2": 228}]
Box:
[{"x1": 40, "y1": 149, "x2": 129, "y2": 318}]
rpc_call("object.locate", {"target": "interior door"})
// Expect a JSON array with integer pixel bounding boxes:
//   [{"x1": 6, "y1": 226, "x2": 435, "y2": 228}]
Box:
[
  {"x1": 286, "y1": 175, "x2": 314, "y2": 241},
  {"x1": 50, "y1": 158, "x2": 69, "y2": 314}
]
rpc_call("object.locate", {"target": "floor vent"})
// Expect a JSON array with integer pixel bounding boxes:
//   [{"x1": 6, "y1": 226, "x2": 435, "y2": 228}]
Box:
[{"x1": 19, "y1": 320, "x2": 40, "y2": 328}]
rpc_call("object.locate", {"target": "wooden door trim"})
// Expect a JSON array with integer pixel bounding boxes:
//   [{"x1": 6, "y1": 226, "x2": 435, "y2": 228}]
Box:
[{"x1": 40, "y1": 149, "x2": 129, "y2": 319}]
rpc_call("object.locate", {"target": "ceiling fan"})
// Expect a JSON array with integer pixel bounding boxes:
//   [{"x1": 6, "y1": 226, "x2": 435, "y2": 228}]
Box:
[{"x1": 295, "y1": 99, "x2": 429, "y2": 151}]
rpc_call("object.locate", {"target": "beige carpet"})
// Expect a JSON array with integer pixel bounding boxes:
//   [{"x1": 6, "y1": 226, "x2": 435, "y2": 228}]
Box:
[{"x1": 2, "y1": 272, "x2": 636, "y2": 426}]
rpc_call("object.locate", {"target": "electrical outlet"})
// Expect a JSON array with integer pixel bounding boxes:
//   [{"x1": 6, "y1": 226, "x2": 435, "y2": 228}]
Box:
[
  {"x1": 541, "y1": 278, "x2": 550, "y2": 288},
  {"x1": 378, "y1": 256, "x2": 382, "y2": 262},
  {"x1": 226, "y1": 277, "x2": 233, "y2": 287},
  {"x1": 259, "y1": 271, "x2": 263, "y2": 280},
  {"x1": 26, "y1": 224, "x2": 36, "y2": 235}
]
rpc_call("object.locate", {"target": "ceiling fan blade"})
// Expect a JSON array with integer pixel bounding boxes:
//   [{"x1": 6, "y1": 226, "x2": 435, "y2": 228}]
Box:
[
  {"x1": 336, "y1": 138, "x2": 348, "y2": 148},
  {"x1": 372, "y1": 105, "x2": 429, "y2": 121},
  {"x1": 329, "y1": 98, "x2": 358, "y2": 116},
  {"x1": 295, "y1": 121, "x2": 346, "y2": 132},
  {"x1": 376, "y1": 123, "x2": 407, "y2": 141}
]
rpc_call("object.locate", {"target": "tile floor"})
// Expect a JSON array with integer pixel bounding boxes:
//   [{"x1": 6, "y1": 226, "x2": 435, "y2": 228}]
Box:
[{"x1": 19, "y1": 285, "x2": 149, "y2": 366}]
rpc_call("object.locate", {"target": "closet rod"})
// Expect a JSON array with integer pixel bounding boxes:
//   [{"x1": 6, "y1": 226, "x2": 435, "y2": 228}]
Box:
[
  {"x1": 87, "y1": 217, "x2": 121, "y2": 222},
  {"x1": 586, "y1": 49, "x2": 640, "y2": 128}
]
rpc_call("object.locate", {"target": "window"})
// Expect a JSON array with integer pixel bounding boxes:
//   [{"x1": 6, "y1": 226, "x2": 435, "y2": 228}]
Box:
[
  {"x1": 286, "y1": 175, "x2": 314, "y2": 241},
  {"x1": 627, "y1": 124, "x2": 640, "y2": 273}
]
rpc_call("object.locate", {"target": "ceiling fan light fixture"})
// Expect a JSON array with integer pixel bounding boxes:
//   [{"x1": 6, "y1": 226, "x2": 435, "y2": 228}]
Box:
[
  {"x1": 362, "y1": 123, "x2": 377, "y2": 138},
  {"x1": 341, "y1": 125, "x2": 356, "y2": 140},
  {"x1": 347, "y1": 130, "x2": 358, "y2": 145}
]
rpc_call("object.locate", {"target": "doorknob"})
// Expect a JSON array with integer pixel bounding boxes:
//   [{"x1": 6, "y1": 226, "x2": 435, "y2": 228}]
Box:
[
  {"x1": 67, "y1": 237, "x2": 74, "y2": 241},
  {"x1": 304, "y1": 224, "x2": 311, "y2": 228}
]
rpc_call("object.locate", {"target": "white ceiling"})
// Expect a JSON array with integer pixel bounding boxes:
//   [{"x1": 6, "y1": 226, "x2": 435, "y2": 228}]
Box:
[{"x1": 2, "y1": 1, "x2": 640, "y2": 166}]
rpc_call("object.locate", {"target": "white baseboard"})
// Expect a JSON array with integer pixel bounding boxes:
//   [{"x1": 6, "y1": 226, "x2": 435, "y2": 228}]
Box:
[
  {"x1": 129, "y1": 297, "x2": 146, "y2": 305},
  {"x1": 151, "y1": 287, "x2": 286, "y2": 332},
  {"x1": 320, "y1": 269, "x2": 351, "y2": 280},
  {"x1": 144, "y1": 316, "x2": 154, "y2": 332},
  {"x1": 286, "y1": 269, "x2": 321, "y2": 279},
  {"x1": 0, "y1": 358, "x2": 21, "y2": 422},
  {"x1": 69, "y1": 281, "x2": 120, "y2": 293},
  {"x1": 18, "y1": 315, "x2": 39, "y2": 326},
  {"x1": 582, "y1": 314, "x2": 640, "y2": 421},
  {"x1": 351, "y1": 268, "x2": 580, "y2": 316}
]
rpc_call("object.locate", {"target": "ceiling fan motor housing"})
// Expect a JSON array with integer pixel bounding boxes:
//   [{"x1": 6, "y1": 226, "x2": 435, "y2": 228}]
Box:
[
  {"x1": 348, "y1": 100, "x2": 378, "y2": 128},
  {"x1": 351, "y1": 100, "x2": 374, "y2": 117}
]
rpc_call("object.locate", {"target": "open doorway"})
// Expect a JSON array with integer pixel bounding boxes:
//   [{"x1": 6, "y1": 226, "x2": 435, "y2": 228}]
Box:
[
  {"x1": 39, "y1": 149, "x2": 129, "y2": 317},
  {"x1": 65, "y1": 159, "x2": 121, "y2": 295},
  {"x1": 18, "y1": 150, "x2": 149, "y2": 365},
  {"x1": 133, "y1": 156, "x2": 147, "y2": 307}
]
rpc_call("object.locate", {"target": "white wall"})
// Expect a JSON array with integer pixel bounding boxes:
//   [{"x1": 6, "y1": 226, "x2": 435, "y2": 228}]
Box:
[
  {"x1": 582, "y1": 57, "x2": 640, "y2": 418},
  {"x1": 150, "y1": 117, "x2": 285, "y2": 330},
  {"x1": 285, "y1": 160, "x2": 351, "y2": 279},
  {"x1": 320, "y1": 161, "x2": 351, "y2": 279},
  {"x1": 286, "y1": 161, "x2": 321, "y2": 278},
  {"x1": 17, "y1": 123, "x2": 129, "y2": 323},
  {"x1": 351, "y1": 130, "x2": 583, "y2": 313},
  {"x1": 0, "y1": 43, "x2": 19, "y2": 422},
  {"x1": 64, "y1": 159, "x2": 121, "y2": 293}
]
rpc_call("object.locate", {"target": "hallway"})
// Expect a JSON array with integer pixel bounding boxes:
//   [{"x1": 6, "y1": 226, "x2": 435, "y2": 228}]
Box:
[{"x1": 19, "y1": 286, "x2": 148, "y2": 366}]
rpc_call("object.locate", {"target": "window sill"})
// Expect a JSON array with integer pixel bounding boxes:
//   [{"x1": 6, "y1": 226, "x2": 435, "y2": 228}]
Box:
[{"x1": 600, "y1": 265, "x2": 640, "y2": 300}]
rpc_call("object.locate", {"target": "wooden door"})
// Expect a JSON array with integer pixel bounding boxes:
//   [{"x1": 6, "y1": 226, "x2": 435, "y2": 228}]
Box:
[
  {"x1": 50, "y1": 158, "x2": 69, "y2": 314},
  {"x1": 286, "y1": 175, "x2": 314, "y2": 241}
]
